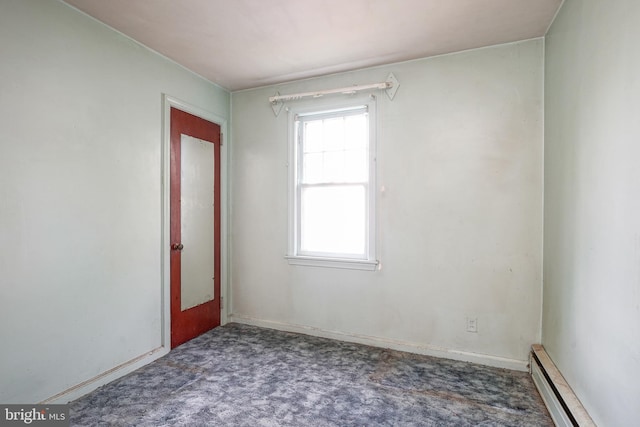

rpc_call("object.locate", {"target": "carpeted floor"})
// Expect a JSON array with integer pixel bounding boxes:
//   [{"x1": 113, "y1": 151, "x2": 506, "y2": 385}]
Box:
[{"x1": 70, "y1": 323, "x2": 553, "y2": 426}]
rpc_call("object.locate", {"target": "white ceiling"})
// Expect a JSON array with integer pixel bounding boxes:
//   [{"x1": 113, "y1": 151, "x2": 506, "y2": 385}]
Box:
[{"x1": 63, "y1": 0, "x2": 562, "y2": 91}]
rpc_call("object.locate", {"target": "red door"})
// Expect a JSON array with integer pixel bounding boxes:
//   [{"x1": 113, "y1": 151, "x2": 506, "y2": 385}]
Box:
[{"x1": 170, "y1": 107, "x2": 221, "y2": 348}]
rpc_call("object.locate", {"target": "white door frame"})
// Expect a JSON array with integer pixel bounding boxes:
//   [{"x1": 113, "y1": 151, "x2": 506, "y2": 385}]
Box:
[{"x1": 161, "y1": 94, "x2": 229, "y2": 350}]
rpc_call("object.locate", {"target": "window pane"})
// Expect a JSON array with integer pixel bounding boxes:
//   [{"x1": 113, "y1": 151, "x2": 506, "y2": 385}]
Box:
[
  {"x1": 300, "y1": 185, "x2": 366, "y2": 256},
  {"x1": 304, "y1": 121, "x2": 323, "y2": 153},
  {"x1": 323, "y1": 117, "x2": 345, "y2": 151},
  {"x1": 323, "y1": 150, "x2": 345, "y2": 182},
  {"x1": 345, "y1": 114, "x2": 367, "y2": 150},
  {"x1": 302, "y1": 152, "x2": 323, "y2": 184},
  {"x1": 343, "y1": 149, "x2": 368, "y2": 182}
]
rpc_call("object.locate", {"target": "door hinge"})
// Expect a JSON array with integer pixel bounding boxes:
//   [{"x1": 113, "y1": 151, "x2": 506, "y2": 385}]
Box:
[{"x1": 220, "y1": 296, "x2": 224, "y2": 310}]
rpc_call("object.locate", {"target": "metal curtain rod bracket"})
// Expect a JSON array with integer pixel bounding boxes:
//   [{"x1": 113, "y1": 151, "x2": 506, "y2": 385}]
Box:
[{"x1": 269, "y1": 72, "x2": 399, "y2": 116}]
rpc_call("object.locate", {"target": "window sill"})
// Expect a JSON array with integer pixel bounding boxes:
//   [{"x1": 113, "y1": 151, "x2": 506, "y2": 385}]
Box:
[{"x1": 285, "y1": 255, "x2": 378, "y2": 271}]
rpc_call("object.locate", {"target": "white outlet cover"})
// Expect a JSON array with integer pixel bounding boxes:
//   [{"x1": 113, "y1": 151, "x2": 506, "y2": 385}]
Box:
[{"x1": 466, "y1": 317, "x2": 478, "y2": 333}]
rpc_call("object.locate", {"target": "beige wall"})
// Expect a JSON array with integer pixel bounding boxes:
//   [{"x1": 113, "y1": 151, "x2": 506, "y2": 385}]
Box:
[
  {"x1": 0, "y1": 0, "x2": 229, "y2": 403},
  {"x1": 231, "y1": 39, "x2": 544, "y2": 368},
  {"x1": 543, "y1": 0, "x2": 640, "y2": 425}
]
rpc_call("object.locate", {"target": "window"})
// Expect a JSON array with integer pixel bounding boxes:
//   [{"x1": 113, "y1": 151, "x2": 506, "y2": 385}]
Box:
[{"x1": 286, "y1": 96, "x2": 378, "y2": 270}]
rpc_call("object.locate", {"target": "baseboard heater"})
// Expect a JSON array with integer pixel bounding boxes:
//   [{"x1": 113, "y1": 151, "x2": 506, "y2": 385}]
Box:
[{"x1": 530, "y1": 344, "x2": 596, "y2": 427}]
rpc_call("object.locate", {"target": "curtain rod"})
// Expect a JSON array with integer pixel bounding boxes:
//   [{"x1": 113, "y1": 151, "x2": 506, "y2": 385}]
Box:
[
  {"x1": 269, "y1": 73, "x2": 399, "y2": 116},
  {"x1": 269, "y1": 81, "x2": 389, "y2": 103}
]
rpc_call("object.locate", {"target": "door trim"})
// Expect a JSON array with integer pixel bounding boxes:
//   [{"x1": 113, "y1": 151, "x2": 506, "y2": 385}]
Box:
[{"x1": 161, "y1": 94, "x2": 229, "y2": 350}]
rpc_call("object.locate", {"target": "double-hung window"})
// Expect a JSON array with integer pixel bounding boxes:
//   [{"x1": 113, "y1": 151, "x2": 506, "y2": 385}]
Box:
[{"x1": 287, "y1": 96, "x2": 378, "y2": 270}]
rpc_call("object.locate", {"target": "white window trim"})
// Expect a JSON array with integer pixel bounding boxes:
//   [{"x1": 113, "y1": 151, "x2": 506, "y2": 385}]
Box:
[{"x1": 285, "y1": 94, "x2": 379, "y2": 271}]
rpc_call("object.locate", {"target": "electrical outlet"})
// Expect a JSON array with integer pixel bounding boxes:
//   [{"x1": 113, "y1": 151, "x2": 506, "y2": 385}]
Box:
[{"x1": 466, "y1": 317, "x2": 478, "y2": 333}]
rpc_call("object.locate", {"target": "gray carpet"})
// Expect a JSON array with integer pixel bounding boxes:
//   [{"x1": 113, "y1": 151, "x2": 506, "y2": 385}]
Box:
[{"x1": 70, "y1": 323, "x2": 553, "y2": 426}]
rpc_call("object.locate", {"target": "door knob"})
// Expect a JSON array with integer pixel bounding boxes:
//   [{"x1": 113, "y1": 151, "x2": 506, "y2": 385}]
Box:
[{"x1": 171, "y1": 243, "x2": 184, "y2": 250}]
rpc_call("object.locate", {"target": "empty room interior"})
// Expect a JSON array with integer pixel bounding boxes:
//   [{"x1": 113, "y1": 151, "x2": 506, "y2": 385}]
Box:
[{"x1": 1, "y1": 0, "x2": 638, "y2": 425}]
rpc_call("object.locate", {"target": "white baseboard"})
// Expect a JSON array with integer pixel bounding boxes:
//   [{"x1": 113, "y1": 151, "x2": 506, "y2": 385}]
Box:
[
  {"x1": 530, "y1": 344, "x2": 596, "y2": 427},
  {"x1": 40, "y1": 347, "x2": 169, "y2": 404},
  {"x1": 531, "y1": 355, "x2": 573, "y2": 427},
  {"x1": 230, "y1": 314, "x2": 528, "y2": 371}
]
